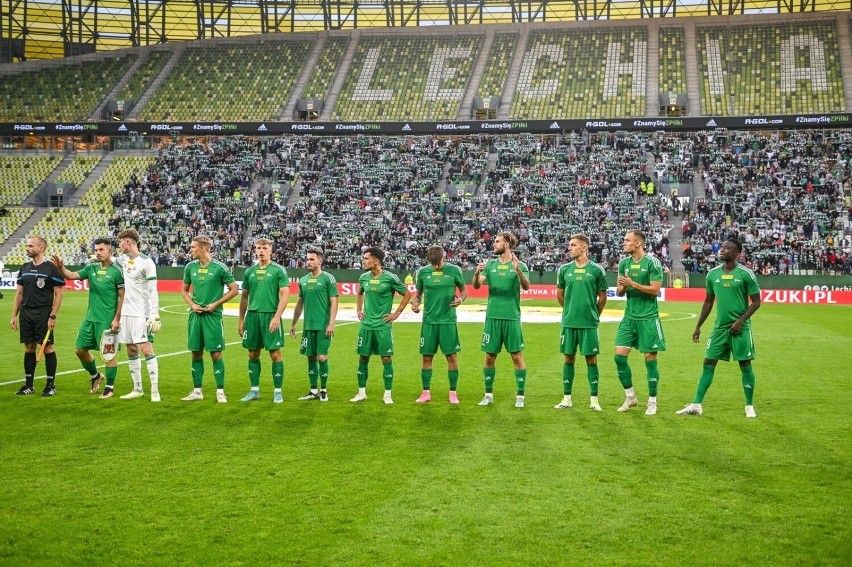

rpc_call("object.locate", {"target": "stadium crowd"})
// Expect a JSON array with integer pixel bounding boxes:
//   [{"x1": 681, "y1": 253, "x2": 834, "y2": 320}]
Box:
[{"x1": 86, "y1": 130, "x2": 850, "y2": 276}]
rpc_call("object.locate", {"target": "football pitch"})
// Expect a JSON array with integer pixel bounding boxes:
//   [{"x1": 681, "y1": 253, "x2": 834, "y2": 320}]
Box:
[{"x1": 0, "y1": 292, "x2": 849, "y2": 565}]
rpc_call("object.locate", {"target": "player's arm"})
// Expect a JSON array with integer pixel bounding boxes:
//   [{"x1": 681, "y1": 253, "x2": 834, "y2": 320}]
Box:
[
  {"x1": 512, "y1": 256, "x2": 530, "y2": 291},
  {"x1": 596, "y1": 290, "x2": 607, "y2": 315},
  {"x1": 411, "y1": 289, "x2": 424, "y2": 313},
  {"x1": 356, "y1": 286, "x2": 365, "y2": 320},
  {"x1": 692, "y1": 292, "x2": 716, "y2": 342},
  {"x1": 51, "y1": 255, "x2": 82, "y2": 280},
  {"x1": 211, "y1": 281, "x2": 238, "y2": 313},
  {"x1": 181, "y1": 282, "x2": 201, "y2": 313},
  {"x1": 289, "y1": 296, "x2": 304, "y2": 339},
  {"x1": 237, "y1": 288, "x2": 248, "y2": 336},
  {"x1": 112, "y1": 288, "x2": 124, "y2": 332},
  {"x1": 730, "y1": 293, "x2": 761, "y2": 335},
  {"x1": 384, "y1": 286, "x2": 412, "y2": 323},
  {"x1": 622, "y1": 278, "x2": 661, "y2": 298},
  {"x1": 472, "y1": 262, "x2": 486, "y2": 289},
  {"x1": 49, "y1": 285, "x2": 63, "y2": 330},
  {"x1": 146, "y1": 263, "x2": 161, "y2": 332},
  {"x1": 326, "y1": 295, "x2": 338, "y2": 336},
  {"x1": 270, "y1": 284, "x2": 289, "y2": 333},
  {"x1": 9, "y1": 284, "x2": 23, "y2": 330},
  {"x1": 450, "y1": 280, "x2": 467, "y2": 307}
]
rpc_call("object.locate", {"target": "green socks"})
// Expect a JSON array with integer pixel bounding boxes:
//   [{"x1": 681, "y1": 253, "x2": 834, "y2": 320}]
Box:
[
  {"x1": 694, "y1": 364, "x2": 716, "y2": 403},
  {"x1": 515, "y1": 369, "x2": 526, "y2": 396},
  {"x1": 483, "y1": 367, "x2": 496, "y2": 393},
  {"x1": 192, "y1": 359, "x2": 204, "y2": 388},
  {"x1": 272, "y1": 361, "x2": 284, "y2": 389},
  {"x1": 82, "y1": 359, "x2": 98, "y2": 377},
  {"x1": 248, "y1": 359, "x2": 261, "y2": 388},
  {"x1": 357, "y1": 360, "x2": 368, "y2": 388},
  {"x1": 318, "y1": 359, "x2": 329, "y2": 389},
  {"x1": 562, "y1": 364, "x2": 575, "y2": 395},
  {"x1": 614, "y1": 355, "x2": 633, "y2": 389},
  {"x1": 105, "y1": 365, "x2": 117, "y2": 387},
  {"x1": 741, "y1": 365, "x2": 755, "y2": 405},
  {"x1": 587, "y1": 363, "x2": 599, "y2": 396},
  {"x1": 308, "y1": 359, "x2": 319, "y2": 389},
  {"x1": 645, "y1": 359, "x2": 660, "y2": 397},
  {"x1": 421, "y1": 369, "x2": 433, "y2": 391},
  {"x1": 212, "y1": 358, "x2": 225, "y2": 389},
  {"x1": 448, "y1": 370, "x2": 459, "y2": 392},
  {"x1": 382, "y1": 361, "x2": 394, "y2": 390}
]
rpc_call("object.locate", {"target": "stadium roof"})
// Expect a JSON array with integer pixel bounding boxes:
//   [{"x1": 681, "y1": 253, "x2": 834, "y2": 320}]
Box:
[{"x1": 2, "y1": 0, "x2": 850, "y2": 61}]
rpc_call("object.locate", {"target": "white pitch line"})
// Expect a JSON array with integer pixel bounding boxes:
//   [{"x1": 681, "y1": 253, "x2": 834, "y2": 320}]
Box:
[{"x1": 0, "y1": 320, "x2": 357, "y2": 388}]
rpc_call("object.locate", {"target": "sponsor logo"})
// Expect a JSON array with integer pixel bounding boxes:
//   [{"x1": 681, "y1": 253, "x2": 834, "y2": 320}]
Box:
[
  {"x1": 744, "y1": 118, "x2": 783, "y2": 125},
  {"x1": 149, "y1": 124, "x2": 183, "y2": 131},
  {"x1": 13, "y1": 124, "x2": 46, "y2": 131},
  {"x1": 632, "y1": 119, "x2": 682, "y2": 128},
  {"x1": 705, "y1": 119, "x2": 717, "y2": 127},
  {"x1": 401, "y1": 123, "x2": 412, "y2": 131},
  {"x1": 334, "y1": 123, "x2": 380, "y2": 131},
  {"x1": 55, "y1": 124, "x2": 99, "y2": 131},
  {"x1": 762, "y1": 290, "x2": 837, "y2": 304},
  {"x1": 257, "y1": 124, "x2": 267, "y2": 131},
  {"x1": 795, "y1": 115, "x2": 850, "y2": 124},
  {"x1": 436, "y1": 123, "x2": 471, "y2": 130},
  {"x1": 117, "y1": 124, "x2": 127, "y2": 132},
  {"x1": 291, "y1": 124, "x2": 325, "y2": 131},
  {"x1": 549, "y1": 121, "x2": 560, "y2": 129},
  {"x1": 585, "y1": 121, "x2": 622, "y2": 128}
]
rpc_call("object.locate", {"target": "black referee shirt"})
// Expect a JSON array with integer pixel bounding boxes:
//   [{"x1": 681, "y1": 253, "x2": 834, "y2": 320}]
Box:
[{"x1": 17, "y1": 260, "x2": 65, "y2": 308}]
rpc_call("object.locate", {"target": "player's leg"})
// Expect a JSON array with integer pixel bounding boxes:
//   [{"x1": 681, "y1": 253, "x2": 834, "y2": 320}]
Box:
[
  {"x1": 417, "y1": 324, "x2": 438, "y2": 403},
  {"x1": 185, "y1": 312, "x2": 205, "y2": 400},
  {"x1": 557, "y1": 327, "x2": 578, "y2": 409},
  {"x1": 446, "y1": 352, "x2": 460, "y2": 404},
  {"x1": 15, "y1": 309, "x2": 39, "y2": 395},
  {"x1": 298, "y1": 331, "x2": 320, "y2": 400},
  {"x1": 75, "y1": 321, "x2": 103, "y2": 393},
  {"x1": 510, "y1": 351, "x2": 526, "y2": 408},
  {"x1": 580, "y1": 327, "x2": 602, "y2": 410},
  {"x1": 733, "y1": 328, "x2": 757, "y2": 417},
  {"x1": 100, "y1": 358, "x2": 119, "y2": 398},
  {"x1": 270, "y1": 348, "x2": 284, "y2": 403},
  {"x1": 139, "y1": 340, "x2": 160, "y2": 402},
  {"x1": 42, "y1": 335, "x2": 58, "y2": 397},
  {"x1": 642, "y1": 353, "x2": 659, "y2": 415},
  {"x1": 504, "y1": 320, "x2": 527, "y2": 407},
  {"x1": 638, "y1": 318, "x2": 666, "y2": 415},
  {"x1": 479, "y1": 319, "x2": 501, "y2": 405},
  {"x1": 352, "y1": 328, "x2": 374, "y2": 401},
  {"x1": 242, "y1": 311, "x2": 263, "y2": 401},
  {"x1": 434, "y1": 324, "x2": 461, "y2": 404},
  {"x1": 119, "y1": 316, "x2": 146, "y2": 398},
  {"x1": 381, "y1": 355, "x2": 394, "y2": 405},
  {"x1": 210, "y1": 351, "x2": 227, "y2": 403},
  {"x1": 614, "y1": 318, "x2": 639, "y2": 411},
  {"x1": 317, "y1": 354, "x2": 330, "y2": 401},
  {"x1": 678, "y1": 327, "x2": 728, "y2": 415}
]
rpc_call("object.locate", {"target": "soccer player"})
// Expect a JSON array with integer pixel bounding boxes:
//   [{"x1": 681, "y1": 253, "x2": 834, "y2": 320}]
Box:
[
  {"x1": 181, "y1": 235, "x2": 239, "y2": 403},
  {"x1": 613, "y1": 230, "x2": 665, "y2": 415},
  {"x1": 411, "y1": 245, "x2": 467, "y2": 404},
  {"x1": 350, "y1": 247, "x2": 411, "y2": 404},
  {"x1": 9, "y1": 236, "x2": 64, "y2": 396},
  {"x1": 677, "y1": 239, "x2": 761, "y2": 418},
  {"x1": 52, "y1": 239, "x2": 125, "y2": 398},
  {"x1": 290, "y1": 248, "x2": 339, "y2": 402},
  {"x1": 238, "y1": 238, "x2": 290, "y2": 403},
  {"x1": 114, "y1": 228, "x2": 162, "y2": 402},
  {"x1": 555, "y1": 234, "x2": 608, "y2": 411},
  {"x1": 473, "y1": 232, "x2": 530, "y2": 408}
]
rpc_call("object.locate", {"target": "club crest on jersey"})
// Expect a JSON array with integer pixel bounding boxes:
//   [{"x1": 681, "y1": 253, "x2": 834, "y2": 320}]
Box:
[{"x1": 37, "y1": 278, "x2": 45, "y2": 288}]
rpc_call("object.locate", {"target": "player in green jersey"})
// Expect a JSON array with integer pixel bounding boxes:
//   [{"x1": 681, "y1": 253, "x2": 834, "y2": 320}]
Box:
[
  {"x1": 614, "y1": 230, "x2": 666, "y2": 415},
  {"x1": 52, "y1": 238, "x2": 124, "y2": 397},
  {"x1": 238, "y1": 238, "x2": 290, "y2": 403},
  {"x1": 677, "y1": 239, "x2": 762, "y2": 418},
  {"x1": 351, "y1": 247, "x2": 411, "y2": 405},
  {"x1": 555, "y1": 234, "x2": 608, "y2": 411},
  {"x1": 180, "y1": 236, "x2": 239, "y2": 403},
  {"x1": 290, "y1": 248, "x2": 339, "y2": 402},
  {"x1": 411, "y1": 245, "x2": 467, "y2": 404},
  {"x1": 473, "y1": 232, "x2": 531, "y2": 408}
]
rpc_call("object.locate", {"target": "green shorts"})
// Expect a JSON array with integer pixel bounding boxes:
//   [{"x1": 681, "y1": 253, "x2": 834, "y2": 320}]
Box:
[
  {"x1": 242, "y1": 311, "x2": 284, "y2": 351},
  {"x1": 560, "y1": 327, "x2": 601, "y2": 356},
  {"x1": 420, "y1": 323, "x2": 461, "y2": 356},
  {"x1": 188, "y1": 312, "x2": 226, "y2": 352},
  {"x1": 75, "y1": 320, "x2": 111, "y2": 351},
  {"x1": 615, "y1": 317, "x2": 666, "y2": 353},
  {"x1": 300, "y1": 329, "x2": 332, "y2": 357},
  {"x1": 356, "y1": 327, "x2": 394, "y2": 357},
  {"x1": 480, "y1": 318, "x2": 524, "y2": 354},
  {"x1": 705, "y1": 326, "x2": 755, "y2": 362}
]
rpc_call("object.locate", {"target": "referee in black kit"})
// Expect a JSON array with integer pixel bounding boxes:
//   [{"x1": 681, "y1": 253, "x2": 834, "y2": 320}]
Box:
[{"x1": 9, "y1": 237, "x2": 65, "y2": 396}]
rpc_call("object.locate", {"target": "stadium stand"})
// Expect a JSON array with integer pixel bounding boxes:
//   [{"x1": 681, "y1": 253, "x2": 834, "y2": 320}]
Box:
[
  {"x1": 54, "y1": 156, "x2": 103, "y2": 188},
  {"x1": 116, "y1": 50, "x2": 172, "y2": 101},
  {"x1": 697, "y1": 21, "x2": 845, "y2": 115},
  {"x1": 302, "y1": 37, "x2": 350, "y2": 101},
  {"x1": 511, "y1": 27, "x2": 647, "y2": 119},
  {"x1": 0, "y1": 156, "x2": 61, "y2": 204},
  {"x1": 139, "y1": 40, "x2": 313, "y2": 121},
  {"x1": 0, "y1": 55, "x2": 135, "y2": 121},
  {"x1": 478, "y1": 33, "x2": 518, "y2": 98},
  {"x1": 658, "y1": 28, "x2": 687, "y2": 97},
  {"x1": 332, "y1": 34, "x2": 483, "y2": 121},
  {"x1": 0, "y1": 207, "x2": 35, "y2": 247}
]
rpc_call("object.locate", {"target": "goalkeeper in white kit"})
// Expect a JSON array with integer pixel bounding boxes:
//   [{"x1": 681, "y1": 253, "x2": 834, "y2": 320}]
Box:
[{"x1": 114, "y1": 228, "x2": 163, "y2": 401}]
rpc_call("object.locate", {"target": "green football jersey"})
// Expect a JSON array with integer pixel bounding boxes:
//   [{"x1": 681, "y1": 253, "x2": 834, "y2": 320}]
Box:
[
  {"x1": 79, "y1": 262, "x2": 124, "y2": 323},
  {"x1": 416, "y1": 263, "x2": 465, "y2": 325},
  {"x1": 298, "y1": 271, "x2": 339, "y2": 330},
  {"x1": 556, "y1": 261, "x2": 608, "y2": 328},
  {"x1": 243, "y1": 262, "x2": 289, "y2": 313},
  {"x1": 483, "y1": 259, "x2": 529, "y2": 321},
  {"x1": 618, "y1": 254, "x2": 663, "y2": 320},
  {"x1": 183, "y1": 259, "x2": 236, "y2": 316},
  {"x1": 359, "y1": 270, "x2": 408, "y2": 330},
  {"x1": 706, "y1": 263, "x2": 760, "y2": 329}
]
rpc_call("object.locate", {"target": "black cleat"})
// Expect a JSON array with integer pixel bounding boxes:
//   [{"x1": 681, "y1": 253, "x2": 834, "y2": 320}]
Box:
[
  {"x1": 15, "y1": 385, "x2": 35, "y2": 396},
  {"x1": 41, "y1": 383, "x2": 56, "y2": 397},
  {"x1": 99, "y1": 386, "x2": 114, "y2": 399}
]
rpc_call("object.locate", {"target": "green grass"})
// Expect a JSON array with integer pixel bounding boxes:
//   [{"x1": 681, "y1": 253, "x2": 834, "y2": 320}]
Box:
[{"x1": 1, "y1": 292, "x2": 850, "y2": 565}]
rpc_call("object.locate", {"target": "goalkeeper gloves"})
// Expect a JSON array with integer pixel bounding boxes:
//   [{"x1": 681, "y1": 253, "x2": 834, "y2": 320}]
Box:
[{"x1": 146, "y1": 314, "x2": 162, "y2": 334}]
